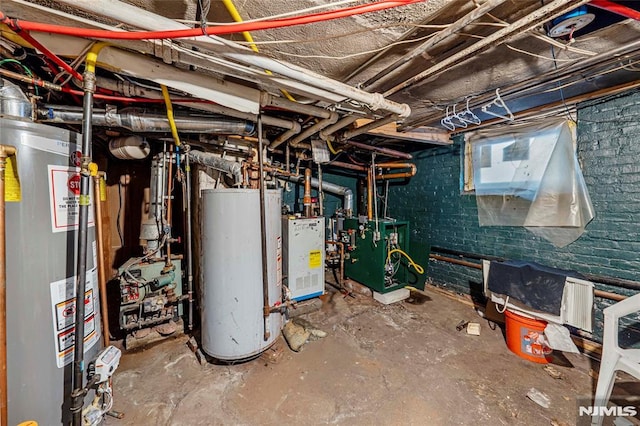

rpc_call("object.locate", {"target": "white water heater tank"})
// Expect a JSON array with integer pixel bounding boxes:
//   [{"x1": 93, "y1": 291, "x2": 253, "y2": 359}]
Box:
[{"x1": 200, "y1": 188, "x2": 283, "y2": 360}]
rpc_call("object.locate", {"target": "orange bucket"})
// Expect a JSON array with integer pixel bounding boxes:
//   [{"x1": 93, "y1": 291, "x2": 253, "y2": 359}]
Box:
[{"x1": 504, "y1": 309, "x2": 553, "y2": 364}]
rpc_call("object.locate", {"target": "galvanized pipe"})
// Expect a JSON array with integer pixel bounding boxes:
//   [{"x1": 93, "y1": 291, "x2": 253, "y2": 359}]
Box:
[
  {"x1": 281, "y1": 175, "x2": 353, "y2": 216},
  {"x1": 38, "y1": 106, "x2": 256, "y2": 135},
  {"x1": 320, "y1": 115, "x2": 359, "y2": 140},
  {"x1": 185, "y1": 152, "x2": 194, "y2": 331},
  {"x1": 71, "y1": 68, "x2": 95, "y2": 426},
  {"x1": 0, "y1": 144, "x2": 16, "y2": 426},
  {"x1": 288, "y1": 112, "x2": 339, "y2": 148},
  {"x1": 257, "y1": 115, "x2": 271, "y2": 341},
  {"x1": 164, "y1": 148, "x2": 174, "y2": 269}
]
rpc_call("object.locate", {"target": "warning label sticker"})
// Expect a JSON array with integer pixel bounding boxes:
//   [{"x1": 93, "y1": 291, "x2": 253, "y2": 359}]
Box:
[
  {"x1": 50, "y1": 268, "x2": 99, "y2": 368},
  {"x1": 5, "y1": 155, "x2": 21, "y2": 202},
  {"x1": 309, "y1": 250, "x2": 322, "y2": 269},
  {"x1": 47, "y1": 165, "x2": 95, "y2": 233}
]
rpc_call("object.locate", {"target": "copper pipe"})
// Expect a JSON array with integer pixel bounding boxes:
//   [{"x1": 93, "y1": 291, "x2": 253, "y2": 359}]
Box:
[
  {"x1": 367, "y1": 166, "x2": 373, "y2": 221},
  {"x1": 327, "y1": 161, "x2": 368, "y2": 172},
  {"x1": 430, "y1": 253, "x2": 482, "y2": 269},
  {"x1": 93, "y1": 173, "x2": 110, "y2": 346},
  {"x1": 165, "y1": 148, "x2": 174, "y2": 268},
  {"x1": 0, "y1": 145, "x2": 16, "y2": 426},
  {"x1": 344, "y1": 140, "x2": 412, "y2": 160},
  {"x1": 429, "y1": 254, "x2": 628, "y2": 302},
  {"x1": 303, "y1": 168, "x2": 312, "y2": 218},
  {"x1": 374, "y1": 162, "x2": 417, "y2": 180}
]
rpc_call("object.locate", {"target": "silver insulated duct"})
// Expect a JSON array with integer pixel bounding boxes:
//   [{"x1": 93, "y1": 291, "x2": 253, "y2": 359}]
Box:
[
  {"x1": 38, "y1": 106, "x2": 256, "y2": 135},
  {"x1": 189, "y1": 150, "x2": 243, "y2": 186},
  {"x1": 0, "y1": 79, "x2": 31, "y2": 119},
  {"x1": 283, "y1": 175, "x2": 353, "y2": 215}
]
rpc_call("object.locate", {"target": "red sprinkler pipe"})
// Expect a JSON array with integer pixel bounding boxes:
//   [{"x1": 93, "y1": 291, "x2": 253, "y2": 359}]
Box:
[
  {"x1": 590, "y1": 0, "x2": 640, "y2": 21},
  {"x1": 11, "y1": 29, "x2": 83, "y2": 80},
  {"x1": 0, "y1": 1, "x2": 422, "y2": 40}
]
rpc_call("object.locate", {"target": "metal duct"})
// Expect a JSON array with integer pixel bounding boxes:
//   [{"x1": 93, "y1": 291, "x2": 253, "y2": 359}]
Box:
[
  {"x1": 189, "y1": 150, "x2": 243, "y2": 186},
  {"x1": 38, "y1": 106, "x2": 255, "y2": 135},
  {"x1": 0, "y1": 79, "x2": 31, "y2": 119},
  {"x1": 283, "y1": 175, "x2": 353, "y2": 216}
]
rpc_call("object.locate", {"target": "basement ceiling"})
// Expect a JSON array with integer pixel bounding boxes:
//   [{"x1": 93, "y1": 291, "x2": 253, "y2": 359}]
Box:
[{"x1": 2, "y1": 0, "x2": 640, "y2": 140}]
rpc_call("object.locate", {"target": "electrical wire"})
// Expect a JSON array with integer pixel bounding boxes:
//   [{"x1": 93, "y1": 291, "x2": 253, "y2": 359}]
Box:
[
  {"x1": 0, "y1": 2, "x2": 423, "y2": 40},
  {"x1": 506, "y1": 44, "x2": 577, "y2": 63},
  {"x1": 178, "y1": 0, "x2": 361, "y2": 26},
  {"x1": 550, "y1": 45, "x2": 576, "y2": 123},
  {"x1": 0, "y1": 58, "x2": 38, "y2": 95},
  {"x1": 274, "y1": 31, "x2": 437, "y2": 60},
  {"x1": 386, "y1": 248, "x2": 424, "y2": 274},
  {"x1": 234, "y1": 22, "x2": 451, "y2": 46}
]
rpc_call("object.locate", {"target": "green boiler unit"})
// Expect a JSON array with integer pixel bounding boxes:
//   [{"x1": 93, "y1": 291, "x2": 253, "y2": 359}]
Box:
[{"x1": 342, "y1": 218, "x2": 410, "y2": 293}]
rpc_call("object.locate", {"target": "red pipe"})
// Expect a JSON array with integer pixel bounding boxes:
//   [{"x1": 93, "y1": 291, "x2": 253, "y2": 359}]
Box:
[
  {"x1": 12, "y1": 29, "x2": 84, "y2": 80},
  {"x1": 590, "y1": 0, "x2": 640, "y2": 21},
  {"x1": 0, "y1": 1, "x2": 421, "y2": 40}
]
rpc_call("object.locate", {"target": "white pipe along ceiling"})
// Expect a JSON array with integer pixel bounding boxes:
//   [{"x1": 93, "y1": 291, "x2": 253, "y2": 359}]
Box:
[{"x1": 2, "y1": 2, "x2": 640, "y2": 425}]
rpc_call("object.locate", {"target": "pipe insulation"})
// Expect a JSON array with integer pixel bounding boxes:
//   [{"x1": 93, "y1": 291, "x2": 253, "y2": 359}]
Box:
[
  {"x1": 50, "y1": 0, "x2": 411, "y2": 118},
  {"x1": 282, "y1": 175, "x2": 353, "y2": 215},
  {"x1": 38, "y1": 107, "x2": 255, "y2": 135},
  {"x1": 189, "y1": 150, "x2": 243, "y2": 186}
]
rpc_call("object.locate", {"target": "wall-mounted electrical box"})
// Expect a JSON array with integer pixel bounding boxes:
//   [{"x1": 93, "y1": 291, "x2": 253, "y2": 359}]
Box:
[
  {"x1": 282, "y1": 216, "x2": 325, "y2": 301},
  {"x1": 343, "y1": 219, "x2": 410, "y2": 293}
]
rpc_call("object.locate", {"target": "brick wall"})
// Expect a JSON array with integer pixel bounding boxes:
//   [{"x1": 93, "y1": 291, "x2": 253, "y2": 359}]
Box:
[{"x1": 387, "y1": 91, "x2": 640, "y2": 342}]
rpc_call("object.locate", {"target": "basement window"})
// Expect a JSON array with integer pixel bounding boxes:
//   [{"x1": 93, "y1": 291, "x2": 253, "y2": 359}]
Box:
[{"x1": 462, "y1": 120, "x2": 594, "y2": 247}]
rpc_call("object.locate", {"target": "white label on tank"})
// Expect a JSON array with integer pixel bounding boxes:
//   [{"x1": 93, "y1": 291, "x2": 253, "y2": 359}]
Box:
[
  {"x1": 20, "y1": 132, "x2": 81, "y2": 157},
  {"x1": 47, "y1": 165, "x2": 95, "y2": 233},
  {"x1": 50, "y1": 268, "x2": 100, "y2": 368}
]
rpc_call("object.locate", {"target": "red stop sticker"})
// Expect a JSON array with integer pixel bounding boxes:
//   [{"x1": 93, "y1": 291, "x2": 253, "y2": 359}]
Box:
[{"x1": 68, "y1": 174, "x2": 81, "y2": 195}]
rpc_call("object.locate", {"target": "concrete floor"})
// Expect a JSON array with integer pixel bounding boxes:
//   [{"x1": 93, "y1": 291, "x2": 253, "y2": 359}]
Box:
[{"x1": 107, "y1": 286, "x2": 599, "y2": 425}]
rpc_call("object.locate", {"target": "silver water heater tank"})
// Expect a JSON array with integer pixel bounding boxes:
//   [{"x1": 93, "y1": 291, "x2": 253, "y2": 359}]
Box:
[
  {"x1": 201, "y1": 188, "x2": 283, "y2": 360},
  {"x1": 1, "y1": 118, "x2": 102, "y2": 425}
]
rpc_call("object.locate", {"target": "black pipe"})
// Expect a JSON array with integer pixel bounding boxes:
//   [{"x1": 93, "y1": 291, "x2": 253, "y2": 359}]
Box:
[
  {"x1": 185, "y1": 151, "x2": 194, "y2": 331},
  {"x1": 258, "y1": 115, "x2": 271, "y2": 341},
  {"x1": 71, "y1": 71, "x2": 96, "y2": 426},
  {"x1": 430, "y1": 246, "x2": 640, "y2": 291}
]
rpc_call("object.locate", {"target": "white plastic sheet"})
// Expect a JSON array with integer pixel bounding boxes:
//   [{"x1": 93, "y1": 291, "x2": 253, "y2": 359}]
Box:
[{"x1": 466, "y1": 120, "x2": 594, "y2": 247}]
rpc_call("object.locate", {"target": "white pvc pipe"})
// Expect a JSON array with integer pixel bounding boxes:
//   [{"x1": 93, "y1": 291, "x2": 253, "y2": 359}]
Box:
[{"x1": 53, "y1": 0, "x2": 411, "y2": 118}]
